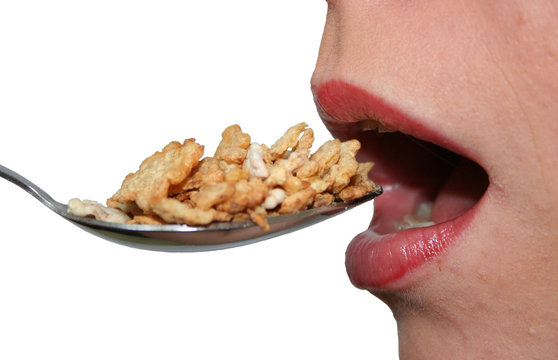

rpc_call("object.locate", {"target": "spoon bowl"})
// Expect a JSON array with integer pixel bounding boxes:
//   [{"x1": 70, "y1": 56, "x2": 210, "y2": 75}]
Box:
[{"x1": 0, "y1": 164, "x2": 382, "y2": 252}]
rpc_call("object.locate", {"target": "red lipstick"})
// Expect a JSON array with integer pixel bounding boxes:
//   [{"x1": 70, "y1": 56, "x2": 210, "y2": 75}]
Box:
[{"x1": 312, "y1": 79, "x2": 483, "y2": 290}]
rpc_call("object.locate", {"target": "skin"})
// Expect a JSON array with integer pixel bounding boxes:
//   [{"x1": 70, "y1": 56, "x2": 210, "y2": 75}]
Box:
[{"x1": 311, "y1": 1, "x2": 558, "y2": 359}]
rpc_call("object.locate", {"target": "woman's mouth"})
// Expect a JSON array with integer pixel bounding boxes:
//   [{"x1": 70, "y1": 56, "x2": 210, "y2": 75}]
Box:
[{"x1": 312, "y1": 79, "x2": 489, "y2": 290}]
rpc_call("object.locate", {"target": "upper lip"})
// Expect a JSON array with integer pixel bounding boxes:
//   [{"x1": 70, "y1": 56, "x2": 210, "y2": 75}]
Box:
[{"x1": 312, "y1": 79, "x2": 476, "y2": 166}]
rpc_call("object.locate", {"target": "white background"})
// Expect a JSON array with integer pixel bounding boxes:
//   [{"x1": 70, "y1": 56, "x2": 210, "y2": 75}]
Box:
[{"x1": 0, "y1": 1, "x2": 398, "y2": 359}]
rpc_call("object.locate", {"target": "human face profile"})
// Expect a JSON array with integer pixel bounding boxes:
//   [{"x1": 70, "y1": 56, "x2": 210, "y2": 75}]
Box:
[{"x1": 312, "y1": 1, "x2": 558, "y2": 358}]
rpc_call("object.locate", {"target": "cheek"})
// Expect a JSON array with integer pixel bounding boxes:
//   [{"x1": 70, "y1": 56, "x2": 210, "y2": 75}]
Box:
[{"x1": 425, "y1": 192, "x2": 558, "y2": 311}]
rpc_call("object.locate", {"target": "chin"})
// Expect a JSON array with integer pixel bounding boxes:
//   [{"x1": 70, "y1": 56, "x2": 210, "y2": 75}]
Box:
[{"x1": 311, "y1": 79, "x2": 491, "y2": 291}]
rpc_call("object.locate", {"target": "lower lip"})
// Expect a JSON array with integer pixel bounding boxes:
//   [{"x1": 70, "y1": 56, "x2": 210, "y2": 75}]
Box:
[{"x1": 345, "y1": 208, "x2": 475, "y2": 290}]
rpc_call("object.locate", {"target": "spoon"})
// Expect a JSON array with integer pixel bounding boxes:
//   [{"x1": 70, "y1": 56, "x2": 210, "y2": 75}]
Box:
[{"x1": 0, "y1": 164, "x2": 382, "y2": 252}]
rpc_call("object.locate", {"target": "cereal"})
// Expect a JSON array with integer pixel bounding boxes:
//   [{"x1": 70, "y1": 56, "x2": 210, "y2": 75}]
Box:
[
  {"x1": 276, "y1": 149, "x2": 310, "y2": 174},
  {"x1": 265, "y1": 166, "x2": 289, "y2": 187},
  {"x1": 337, "y1": 161, "x2": 377, "y2": 202},
  {"x1": 214, "y1": 125, "x2": 251, "y2": 164},
  {"x1": 323, "y1": 139, "x2": 361, "y2": 193},
  {"x1": 190, "y1": 181, "x2": 236, "y2": 210},
  {"x1": 152, "y1": 198, "x2": 231, "y2": 226},
  {"x1": 248, "y1": 206, "x2": 270, "y2": 231},
  {"x1": 338, "y1": 185, "x2": 369, "y2": 202},
  {"x1": 269, "y1": 122, "x2": 308, "y2": 160},
  {"x1": 107, "y1": 139, "x2": 203, "y2": 213},
  {"x1": 68, "y1": 199, "x2": 130, "y2": 223},
  {"x1": 313, "y1": 192, "x2": 334, "y2": 208},
  {"x1": 169, "y1": 157, "x2": 224, "y2": 195},
  {"x1": 70, "y1": 123, "x2": 378, "y2": 231},
  {"x1": 281, "y1": 176, "x2": 306, "y2": 195},
  {"x1": 297, "y1": 139, "x2": 341, "y2": 181},
  {"x1": 244, "y1": 143, "x2": 269, "y2": 178},
  {"x1": 216, "y1": 178, "x2": 269, "y2": 214},
  {"x1": 127, "y1": 214, "x2": 166, "y2": 225},
  {"x1": 220, "y1": 161, "x2": 250, "y2": 182},
  {"x1": 306, "y1": 176, "x2": 329, "y2": 193},
  {"x1": 263, "y1": 188, "x2": 287, "y2": 210},
  {"x1": 353, "y1": 162, "x2": 377, "y2": 192},
  {"x1": 278, "y1": 187, "x2": 316, "y2": 214}
]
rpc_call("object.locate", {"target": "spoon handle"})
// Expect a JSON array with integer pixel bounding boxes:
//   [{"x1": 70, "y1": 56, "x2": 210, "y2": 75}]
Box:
[{"x1": 0, "y1": 164, "x2": 62, "y2": 212}]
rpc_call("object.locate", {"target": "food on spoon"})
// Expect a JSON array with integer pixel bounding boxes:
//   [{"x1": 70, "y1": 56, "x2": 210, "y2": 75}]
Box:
[
  {"x1": 107, "y1": 139, "x2": 204, "y2": 213},
  {"x1": 68, "y1": 123, "x2": 380, "y2": 230},
  {"x1": 67, "y1": 199, "x2": 131, "y2": 223}
]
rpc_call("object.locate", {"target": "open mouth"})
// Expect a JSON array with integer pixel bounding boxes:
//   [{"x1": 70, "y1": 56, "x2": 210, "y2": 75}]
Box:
[{"x1": 312, "y1": 79, "x2": 489, "y2": 289}]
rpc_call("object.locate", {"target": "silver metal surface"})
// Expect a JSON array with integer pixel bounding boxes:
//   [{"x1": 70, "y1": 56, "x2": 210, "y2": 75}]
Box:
[{"x1": 0, "y1": 163, "x2": 382, "y2": 252}]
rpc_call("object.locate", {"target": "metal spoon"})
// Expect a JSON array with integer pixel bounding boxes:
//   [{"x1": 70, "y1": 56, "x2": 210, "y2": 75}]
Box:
[{"x1": 0, "y1": 164, "x2": 382, "y2": 252}]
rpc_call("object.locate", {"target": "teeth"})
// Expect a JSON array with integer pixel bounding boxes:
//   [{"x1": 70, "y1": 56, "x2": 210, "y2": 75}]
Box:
[
  {"x1": 395, "y1": 217, "x2": 435, "y2": 231},
  {"x1": 415, "y1": 202, "x2": 433, "y2": 221},
  {"x1": 377, "y1": 123, "x2": 395, "y2": 133},
  {"x1": 394, "y1": 202, "x2": 435, "y2": 231},
  {"x1": 359, "y1": 119, "x2": 396, "y2": 133}
]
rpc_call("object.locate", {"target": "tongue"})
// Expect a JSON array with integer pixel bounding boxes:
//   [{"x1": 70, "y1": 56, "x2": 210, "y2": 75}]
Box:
[{"x1": 431, "y1": 158, "x2": 488, "y2": 224}]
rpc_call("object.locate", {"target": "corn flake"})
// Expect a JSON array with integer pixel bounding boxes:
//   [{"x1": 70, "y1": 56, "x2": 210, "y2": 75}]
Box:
[{"x1": 73, "y1": 123, "x2": 378, "y2": 231}]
